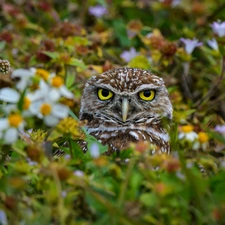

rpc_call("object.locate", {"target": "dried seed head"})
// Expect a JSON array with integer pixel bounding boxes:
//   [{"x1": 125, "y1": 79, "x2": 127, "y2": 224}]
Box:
[{"x1": 0, "y1": 59, "x2": 10, "y2": 74}]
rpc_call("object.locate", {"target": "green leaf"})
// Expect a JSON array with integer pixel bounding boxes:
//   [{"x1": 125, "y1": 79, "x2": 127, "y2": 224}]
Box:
[
  {"x1": 68, "y1": 58, "x2": 86, "y2": 69},
  {"x1": 140, "y1": 193, "x2": 157, "y2": 207},
  {"x1": 43, "y1": 51, "x2": 59, "y2": 60}
]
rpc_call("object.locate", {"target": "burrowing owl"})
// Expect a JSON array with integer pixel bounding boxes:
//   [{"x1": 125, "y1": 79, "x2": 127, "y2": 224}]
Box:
[{"x1": 79, "y1": 67, "x2": 172, "y2": 155}]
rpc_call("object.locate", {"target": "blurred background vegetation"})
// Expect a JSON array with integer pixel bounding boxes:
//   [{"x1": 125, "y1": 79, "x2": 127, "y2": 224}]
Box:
[{"x1": 1, "y1": 0, "x2": 225, "y2": 224}]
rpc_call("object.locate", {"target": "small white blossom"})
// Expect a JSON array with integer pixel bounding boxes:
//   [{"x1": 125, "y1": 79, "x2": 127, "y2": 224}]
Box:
[
  {"x1": 0, "y1": 87, "x2": 42, "y2": 116},
  {"x1": 178, "y1": 125, "x2": 198, "y2": 142},
  {"x1": 207, "y1": 38, "x2": 219, "y2": 51},
  {"x1": 0, "y1": 113, "x2": 25, "y2": 144},
  {"x1": 180, "y1": 38, "x2": 202, "y2": 54},
  {"x1": 30, "y1": 98, "x2": 70, "y2": 126},
  {"x1": 210, "y1": 21, "x2": 225, "y2": 37},
  {"x1": 11, "y1": 68, "x2": 36, "y2": 91}
]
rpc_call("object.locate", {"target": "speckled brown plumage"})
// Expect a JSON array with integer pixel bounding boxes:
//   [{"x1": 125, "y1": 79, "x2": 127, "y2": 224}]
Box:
[{"x1": 79, "y1": 67, "x2": 172, "y2": 155}]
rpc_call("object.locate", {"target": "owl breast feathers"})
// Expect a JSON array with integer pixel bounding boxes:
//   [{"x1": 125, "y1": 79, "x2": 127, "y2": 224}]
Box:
[{"x1": 79, "y1": 67, "x2": 172, "y2": 155}]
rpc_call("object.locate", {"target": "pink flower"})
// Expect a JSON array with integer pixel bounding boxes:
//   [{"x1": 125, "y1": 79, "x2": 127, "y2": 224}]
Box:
[
  {"x1": 210, "y1": 21, "x2": 225, "y2": 37},
  {"x1": 120, "y1": 47, "x2": 139, "y2": 62},
  {"x1": 180, "y1": 38, "x2": 202, "y2": 54},
  {"x1": 89, "y1": 5, "x2": 108, "y2": 18}
]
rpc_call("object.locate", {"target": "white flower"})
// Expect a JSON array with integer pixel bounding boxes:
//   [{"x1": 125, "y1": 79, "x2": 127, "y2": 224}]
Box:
[
  {"x1": 180, "y1": 38, "x2": 202, "y2": 54},
  {"x1": 178, "y1": 125, "x2": 198, "y2": 142},
  {"x1": 207, "y1": 38, "x2": 219, "y2": 51},
  {"x1": 0, "y1": 113, "x2": 25, "y2": 144},
  {"x1": 90, "y1": 143, "x2": 100, "y2": 158},
  {"x1": 11, "y1": 68, "x2": 36, "y2": 91},
  {"x1": 210, "y1": 21, "x2": 225, "y2": 37},
  {"x1": 192, "y1": 132, "x2": 209, "y2": 151},
  {"x1": 120, "y1": 47, "x2": 139, "y2": 62},
  {"x1": 0, "y1": 87, "x2": 42, "y2": 116},
  {"x1": 48, "y1": 75, "x2": 74, "y2": 101},
  {"x1": 30, "y1": 98, "x2": 70, "y2": 126}
]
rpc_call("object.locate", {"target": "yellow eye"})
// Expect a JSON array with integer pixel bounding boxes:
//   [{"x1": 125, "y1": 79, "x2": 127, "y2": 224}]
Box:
[
  {"x1": 97, "y1": 88, "x2": 114, "y2": 100},
  {"x1": 139, "y1": 90, "x2": 155, "y2": 101}
]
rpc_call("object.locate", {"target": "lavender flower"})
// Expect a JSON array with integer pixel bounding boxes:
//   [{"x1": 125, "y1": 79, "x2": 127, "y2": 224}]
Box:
[
  {"x1": 120, "y1": 47, "x2": 139, "y2": 62},
  {"x1": 207, "y1": 38, "x2": 219, "y2": 51},
  {"x1": 89, "y1": 5, "x2": 108, "y2": 18},
  {"x1": 74, "y1": 170, "x2": 84, "y2": 177},
  {"x1": 90, "y1": 143, "x2": 100, "y2": 158},
  {"x1": 210, "y1": 21, "x2": 225, "y2": 37},
  {"x1": 214, "y1": 125, "x2": 225, "y2": 134},
  {"x1": 159, "y1": 0, "x2": 181, "y2": 7},
  {"x1": 0, "y1": 210, "x2": 8, "y2": 225},
  {"x1": 180, "y1": 38, "x2": 202, "y2": 54}
]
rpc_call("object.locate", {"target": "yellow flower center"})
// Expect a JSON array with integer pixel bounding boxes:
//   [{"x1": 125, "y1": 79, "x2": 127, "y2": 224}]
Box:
[
  {"x1": 8, "y1": 114, "x2": 23, "y2": 127},
  {"x1": 23, "y1": 97, "x2": 31, "y2": 110},
  {"x1": 40, "y1": 103, "x2": 52, "y2": 116},
  {"x1": 35, "y1": 69, "x2": 50, "y2": 81},
  {"x1": 181, "y1": 125, "x2": 194, "y2": 133},
  {"x1": 52, "y1": 76, "x2": 64, "y2": 88},
  {"x1": 198, "y1": 132, "x2": 209, "y2": 143}
]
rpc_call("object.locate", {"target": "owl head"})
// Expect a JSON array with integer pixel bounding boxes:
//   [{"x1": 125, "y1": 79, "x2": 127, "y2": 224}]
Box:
[{"x1": 80, "y1": 67, "x2": 172, "y2": 125}]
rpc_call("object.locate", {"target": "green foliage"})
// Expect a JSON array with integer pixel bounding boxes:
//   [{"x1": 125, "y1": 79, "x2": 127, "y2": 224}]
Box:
[{"x1": 0, "y1": 0, "x2": 225, "y2": 224}]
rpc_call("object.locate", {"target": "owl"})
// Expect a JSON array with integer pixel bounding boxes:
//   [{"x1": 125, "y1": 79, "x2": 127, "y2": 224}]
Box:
[{"x1": 79, "y1": 67, "x2": 172, "y2": 155}]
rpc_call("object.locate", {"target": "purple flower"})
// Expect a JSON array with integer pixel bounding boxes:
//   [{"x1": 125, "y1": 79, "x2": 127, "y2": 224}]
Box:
[
  {"x1": 214, "y1": 125, "x2": 225, "y2": 134},
  {"x1": 0, "y1": 210, "x2": 7, "y2": 225},
  {"x1": 180, "y1": 38, "x2": 202, "y2": 54},
  {"x1": 90, "y1": 143, "x2": 100, "y2": 158},
  {"x1": 159, "y1": 0, "x2": 181, "y2": 7},
  {"x1": 74, "y1": 170, "x2": 84, "y2": 177},
  {"x1": 210, "y1": 21, "x2": 225, "y2": 37},
  {"x1": 120, "y1": 47, "x2": 139, "y2": 62},
  {"x1": 88, "y1": 5, "x2": 108, "y2": 18},
  {"x1": 207, "y1": 38, "x2": 218, "y2": 51}
]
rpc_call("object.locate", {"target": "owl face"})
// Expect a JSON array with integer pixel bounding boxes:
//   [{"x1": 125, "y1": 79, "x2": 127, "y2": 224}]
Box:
[
  {"x1": 79, "y1": 67, "x2": 172, "y2": 153},
  {"x1": 80, "y1": 67, "x2": 172, "y2": 124}
]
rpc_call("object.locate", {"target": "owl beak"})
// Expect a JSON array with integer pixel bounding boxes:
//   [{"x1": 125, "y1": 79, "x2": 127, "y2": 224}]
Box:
[{"x1": 122, "y1": 98, "x2": 129, "y2": 122}]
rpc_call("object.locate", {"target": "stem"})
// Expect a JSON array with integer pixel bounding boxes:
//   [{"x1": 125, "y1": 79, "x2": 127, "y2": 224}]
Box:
[
  {"x1": 117, "y1": 156, "x2": 136, "y2": 207},
  {"x1": 207, "y1": 3, "x2": 225, "y2": 21},
  {"x1": 181, "y1": 62, "x2": 193, "y2": 99},
  {"x1": 194, "y1": 56, "x2": 225, "y2": 108},
  {"x1": 68, "y1": 139, "x2": 74, "y2": 159}
]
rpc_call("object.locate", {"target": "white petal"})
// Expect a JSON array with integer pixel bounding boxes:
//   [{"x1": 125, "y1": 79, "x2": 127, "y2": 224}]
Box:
[
  {"x1": 48, "y1": 89, "x2": 60, "y2": 102},
  {"x1": 52, "y1": 104, "x2": 69, "y2": 118},
  {"x1": 0, "y1": 88, "x2": 20, "y2": 102},
  {"x1": 4, "y1": 104, "x2": 17, "y2": 114},
  {"x1": 0, "y1": 119, "x2": 9, "y2": 131},
  {"x1": 11, "y1": 68, "x2": 35, "y2": 78},
  {"x1": 4, "y1": 128, "x2": 18, "y2": 144},
  {"x1": 16, "y1": 79, "x2": 29, "y2": 91},
  {"x1": 39, "y1": 80, "x2": 49, "y2": 94},
  {"x1": 29, "y1": 101, "x2": 42, "y2": 116},
  {"x1": 186, "y1": 132, "x2": 198, "y2": 141},
  {"x1": 60, "y1": 86, "x2": 74, "y2": 99},
  {"x1": 178, "y1": 133, "x2": 184, "y2": 139},
  {"x1": 44, "y1": 115, "x2": 59, "y2": 126}
]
